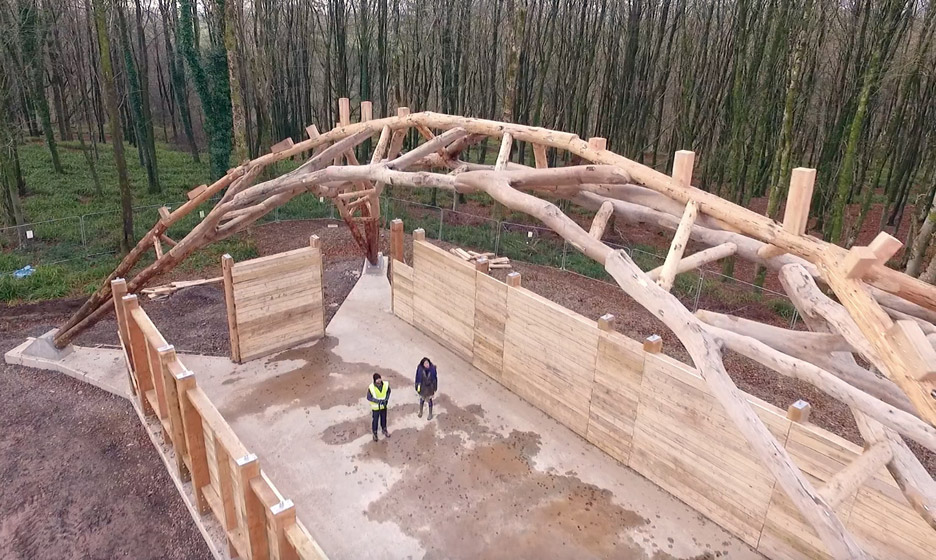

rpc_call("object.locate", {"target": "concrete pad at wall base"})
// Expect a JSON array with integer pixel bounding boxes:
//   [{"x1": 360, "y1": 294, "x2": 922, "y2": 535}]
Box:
[
  {"x1": 21, "y1": 328, "x2": 74, "y2": 360},
  {"x1": 364, "y1": 253, "x2": 387, "y2": 275},
  {"x1": 5, "y1": 339, "x2": 131, "y2": 399}
]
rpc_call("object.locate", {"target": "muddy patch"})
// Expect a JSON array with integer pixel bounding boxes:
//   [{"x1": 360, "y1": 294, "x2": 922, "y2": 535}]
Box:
[
  {"x1": 323, "y1": 394, "x2": 669, "y2": 559},
  {"x1": 220, "y1": 337, "x2": 408, "y2": 421}
]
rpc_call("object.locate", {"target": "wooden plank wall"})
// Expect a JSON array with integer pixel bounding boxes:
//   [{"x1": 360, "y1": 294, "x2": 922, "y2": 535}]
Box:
[
  {"x1": 394, "y1": 238, "x2": 936, "y2": 560},
  {"x1": 630, "y1": 353, "x2": 790, "y2": 548},
  {"x1": 112, "y1": 285, "x2": 329, "y2": 560},
  {"x1": 392, "y1": 261, "x2": 414, "y2": 324},
  {"x1": 412, "y1": 240, "x2": 476, "y2": 359},
  {"x1": 472, "y1": 272, "x2": 508, "y2": 381},
  {"x1": 502, "y1": 287, "x2": 599, "y2": 437},
  {"x1": 228, "y1": 246, "x2": 325, "y2": 362}
]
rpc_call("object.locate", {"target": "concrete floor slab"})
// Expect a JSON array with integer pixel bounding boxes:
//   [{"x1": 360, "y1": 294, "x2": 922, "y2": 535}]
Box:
[
  {"x1": 7, "y1": 263, "x2": 764, "y2": 560},
  {"x1": 195, "y1": 263, "x2": 764, "y2": 560}
]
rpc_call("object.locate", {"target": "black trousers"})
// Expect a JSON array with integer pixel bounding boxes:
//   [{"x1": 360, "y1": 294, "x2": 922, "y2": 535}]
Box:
[{"x1": 371, "y1": 408, "x2": 388, "y2": 433}]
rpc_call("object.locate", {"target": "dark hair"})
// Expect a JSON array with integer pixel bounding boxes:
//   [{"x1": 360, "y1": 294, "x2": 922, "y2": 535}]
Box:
[
  {"x1": 420, "y1": 357, "x2": 433, "y2": 368},
  {"x1": 373, "y1": 373, "x2": 381, "y2": 382}
]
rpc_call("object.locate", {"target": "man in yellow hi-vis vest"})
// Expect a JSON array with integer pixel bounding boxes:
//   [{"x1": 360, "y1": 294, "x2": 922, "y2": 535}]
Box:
[{"x1": 367, "y1": 373, "x2": 391, "y2": 441}]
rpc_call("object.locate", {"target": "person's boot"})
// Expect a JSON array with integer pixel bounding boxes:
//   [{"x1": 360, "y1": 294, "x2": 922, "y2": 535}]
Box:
[
  {"x1": 373, "y1": 432, "x2": 378, "y2": 442},
  {"x1": 418, "y1": 400, "x2": 424, "y2": 418},
  {"x1": 382, "y1": 429, "x2": 391, "y2": 438},
  {"x1": 427, "y1": 404, "x2": 433, "y2": 421}
]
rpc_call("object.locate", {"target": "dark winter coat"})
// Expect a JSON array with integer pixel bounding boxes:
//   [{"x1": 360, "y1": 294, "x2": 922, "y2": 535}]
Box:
[{"x1": 415, "y1": 359, "x2": 438, "y2": 399}]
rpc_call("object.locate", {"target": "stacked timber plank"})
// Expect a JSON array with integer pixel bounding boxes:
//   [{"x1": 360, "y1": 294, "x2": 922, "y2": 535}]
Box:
[
  {"x1": 141, "y1": 277, "x2": 222, "y2": 299},
  {"x1": 448, "y1": 247, "x2": 512, "y2": 269}
]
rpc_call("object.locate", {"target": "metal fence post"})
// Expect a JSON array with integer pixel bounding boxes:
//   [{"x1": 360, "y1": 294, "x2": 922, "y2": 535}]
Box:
[
  {"x1": 79, "y1": 215, "x2": 87, "y2": 247},
  {"x1": 561, "y1": 240, "x2": 568, "y2": 270},
  {"x1": 494, "y1": 222, "x2": 502, "y2": 255},
  {"x1": 692, "y1": 270, "x2": 705, "y2": 312},
  {"x1": 438, "y1": 209, "x2": 444, "y2": 240},
  {"x1": 790, "y1": 308, "x2": 799, "y2": 329}
]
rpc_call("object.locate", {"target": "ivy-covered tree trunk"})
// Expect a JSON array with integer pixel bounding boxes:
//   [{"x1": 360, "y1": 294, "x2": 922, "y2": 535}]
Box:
[
  {"x1": 178, "y1": 0, "x2": 233, "y2": 180},
  {"x1": 133, "y1": 0, "x2": 160, "y2": 193},
  {"x1": 92, "y1": 0, "x2": 133, "y2": 253},
  {"x1": 223, "y1": 0, "x2": 248, "y2": 164},
  {"x1": 20, "y1": 0, "x2": 63, "y2": 174}
]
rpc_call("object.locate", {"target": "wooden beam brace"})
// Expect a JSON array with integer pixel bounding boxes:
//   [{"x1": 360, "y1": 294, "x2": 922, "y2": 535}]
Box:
[
  {"x1": 337, "y1": 188, "x2": 377, "y2": 201},
  {"x1": 707, "y1": 324, "x2": 936, "y2": 454},
  {"x1": 270, "y1": 137, "x2": 295, "y2": 154},
  {"x1": 159, "y1": 233, "x2": 177, "y2": 247},
  {"x1": 533, "y1": 143, "x2": 548, "y2": 169},
  {"x1": 153, "y1": 237, "x2": 164, "y2": 260},
  {"x1": 888, "y1": 320, "x2": 936, "y2": 382},
  {"x1": 187, "y1": 184, "x2": 208, "y2": 201},
  {"x1": 648, "y1": 242, "x2": 736, "y2": 281},
  {"x1": 657, "y1": 201, "x2": 699, "y2": 291},
  {"x1": 869, "y1": 231, "x2": 902, "y2": 265},
  {"x1": 821, "y1": 263, "x2": 936, "y2": 427},
  {"x1": 844, "y1": 246, "x2": 878, "y2": 279},
  {"x1": 588, "y1": 201, "x2": 614, "y2": 240},
  {"x1": 853, "y1": 410, "x2": 936, "y2": 530},
  {"x1": 386, "y1": 127, "x2": 469, "y2": 171},
  {"x1": 818, "y1": 442, "x2": 893, "y2": 509},
  {"x1": 605, "y1": 251, "x2": 869, "y2": 559}
]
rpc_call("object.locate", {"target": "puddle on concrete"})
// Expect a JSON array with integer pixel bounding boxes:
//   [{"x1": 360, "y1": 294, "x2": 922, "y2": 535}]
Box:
[
  {"x1": 321, "y1": 394, "x2": 722, "y2": 560},
  {"x1": 221, "y1": 337, "x2": 407, "y2": 421}
]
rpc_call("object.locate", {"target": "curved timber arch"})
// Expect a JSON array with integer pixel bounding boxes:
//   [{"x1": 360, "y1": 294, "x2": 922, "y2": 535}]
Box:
[{"x1": 55, "y1": 100, "x2": 936, "y2": 559}]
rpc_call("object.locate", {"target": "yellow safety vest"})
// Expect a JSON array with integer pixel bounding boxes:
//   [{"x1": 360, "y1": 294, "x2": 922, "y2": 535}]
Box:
[{"x1": 368, "y1": 382, "x2": 389, "y2": 410}]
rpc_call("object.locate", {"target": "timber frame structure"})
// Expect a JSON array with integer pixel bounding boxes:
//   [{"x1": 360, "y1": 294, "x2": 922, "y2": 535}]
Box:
[{"x1": 54, "y1": 99, "x2": 936, "y2": 558}]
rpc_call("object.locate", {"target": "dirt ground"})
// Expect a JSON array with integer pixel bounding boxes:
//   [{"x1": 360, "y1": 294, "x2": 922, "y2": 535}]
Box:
[{"x1": 0, "y1": 318, "x2": 212, "y2": 559}]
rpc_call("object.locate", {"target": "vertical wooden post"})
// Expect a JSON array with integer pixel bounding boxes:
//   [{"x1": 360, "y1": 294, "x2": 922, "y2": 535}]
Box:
[
  {"x1": 222, "y1": 254, "x2": 241, "y2": 363},
  {"x1": 597, "y1": 313, "x2": 615, "y2": 332},
  {"x1": 215, "y1": 445, "x2": 239, "y2": 556},
  {"x1": 533, "y1": 143, "x2": 548, "y2": 169},
  {"x1": 235, "y1": 454, "x2": 269, "y2": 560},
  {"x1": 506, "y1": 272, "x2": 521, "y2": 287},
  {"x1": 124, "y1": 295, "x2": 152, "y2": 414},
  {"x1": 643, "y1": 334, "x2": 663, "y2": 354},
  {"x1": 268, "y1": 500, "x2": 298, "y2": 560},
  {"x1": 782, "y1": 168, "x2": 817, "y2": 235},
  {"x1": 657, "y1": 201, "x2": 699, "y2": 292},
  {"x1": 111, "y1": 278, "x2": 137, "y2": 395},
  {"x1": 390, "y1": 219, "x2": 404, "y2": 265},
  {"x1": 413, "y1": 228, "x2": 426, "y2": 241},
  {"x1": 475, "y1": 257, "x2": 490, "y2": 274},
  {"x1": 338, "y1": 97, "x2": 351, "y2": 127},
  {"x1": 310, "y1": 235, "x2": 326, "y2": 336},
  {"x1": 146, "y1": 338, "x2": 170, "y2": 426},
  {"x1": 178, "y1": 375, "x2": 210, "y2": 513},
  {"x1": 788, "y1": 400, "x2": 812, "y2": 423},
  {"x1": 158, "y1": 345, "x2": 190, "y2": 479},
  {"x1": 671, "y1": 150, "x2": 695, "y2": 187},
  {"x1": 495, "y1": 133, "x2": 513, "y2": 170},
  {"x1": 360, "y1": 100, "x2": 373, "y2": 122},
  {"x1": 122, "y1": 294, "x2": 156, "y2": 415}
]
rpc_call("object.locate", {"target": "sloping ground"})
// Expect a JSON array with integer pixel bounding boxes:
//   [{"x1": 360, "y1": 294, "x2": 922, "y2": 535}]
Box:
[{"x1": 0, "y1": 337, "x2": 211, "y2": 559}]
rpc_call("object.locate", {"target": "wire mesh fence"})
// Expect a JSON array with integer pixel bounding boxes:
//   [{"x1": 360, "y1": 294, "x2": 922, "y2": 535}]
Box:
[{"x1": 1, "y1": 192, "x2": 802, "y2": 328}]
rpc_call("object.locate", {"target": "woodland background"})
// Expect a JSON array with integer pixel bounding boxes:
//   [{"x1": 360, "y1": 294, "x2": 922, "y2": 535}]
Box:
[{"x1": 1, "y1": 0, "x2": 936, "y2": 287}]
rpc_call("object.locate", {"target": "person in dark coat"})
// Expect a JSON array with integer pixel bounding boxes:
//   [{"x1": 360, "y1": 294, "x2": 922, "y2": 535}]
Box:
[
  {"x1": 366, "y1": 373, "x2": 391, "y2": 441},
  {"x1": 415, "y1": 357, "x2": 438, "y2": 420}
]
